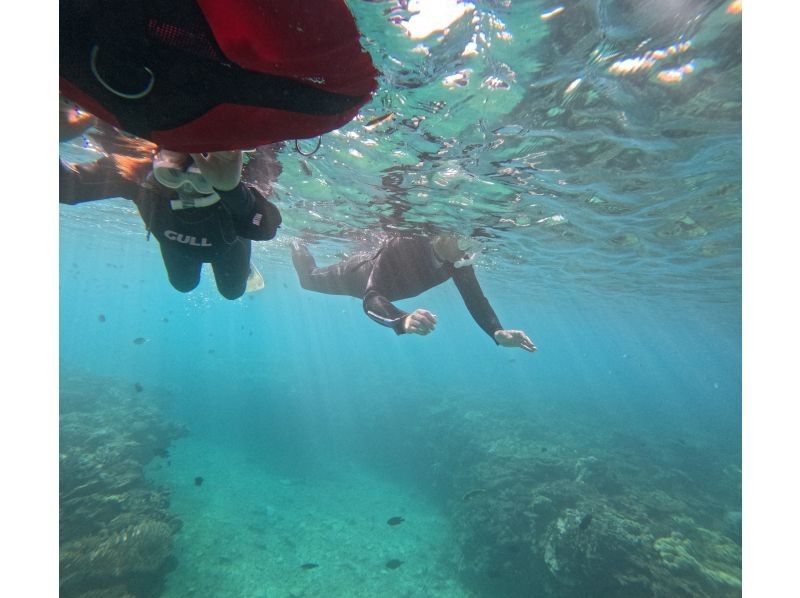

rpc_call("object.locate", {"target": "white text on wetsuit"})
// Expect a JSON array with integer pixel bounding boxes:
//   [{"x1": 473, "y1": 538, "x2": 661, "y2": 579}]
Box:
[{"x1": 164, "y1": 230, "x2": 212, "y2": 247}]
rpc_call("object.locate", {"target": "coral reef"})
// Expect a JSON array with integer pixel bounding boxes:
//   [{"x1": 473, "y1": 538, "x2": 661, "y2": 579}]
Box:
[
  {"x1": 60, "y1": 374, "x2": 187, "y2": 598},
  {"x1": 369, "y1": 395, "x2": 741, "y2": 597}
]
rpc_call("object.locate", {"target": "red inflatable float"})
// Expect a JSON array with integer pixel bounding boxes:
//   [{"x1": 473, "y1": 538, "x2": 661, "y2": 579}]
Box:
[{"x1": 60, "y1": 0, "x2": 379, "y2": 152}]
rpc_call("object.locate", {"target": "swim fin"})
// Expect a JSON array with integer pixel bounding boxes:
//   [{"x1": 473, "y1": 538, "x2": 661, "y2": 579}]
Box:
[{"x1": 246, "y1": 263, "x2": 265, "y2": 293}]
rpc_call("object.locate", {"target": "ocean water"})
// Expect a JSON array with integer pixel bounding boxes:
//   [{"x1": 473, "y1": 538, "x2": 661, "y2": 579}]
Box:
[{"x1": 59, "y1": 1, "x2": 741, "y2": 597}]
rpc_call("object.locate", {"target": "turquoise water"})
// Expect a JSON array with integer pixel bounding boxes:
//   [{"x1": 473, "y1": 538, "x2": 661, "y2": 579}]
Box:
[{"x1": 59, "y1": 1, "x2": 741, "y2": 596}]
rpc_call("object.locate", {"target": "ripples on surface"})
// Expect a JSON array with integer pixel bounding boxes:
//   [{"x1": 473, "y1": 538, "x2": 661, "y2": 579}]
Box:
[{"x1": 61, "y1": 0, "x2": 742, "y2": 305}]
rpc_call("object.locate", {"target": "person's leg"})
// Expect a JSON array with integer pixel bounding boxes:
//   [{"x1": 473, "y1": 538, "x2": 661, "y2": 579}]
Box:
[
  {"x1": 212, "y1": 238, "x2": 251, "y2": 300},
  {"x1": 291, "y1": 242, "x2": 371, "y2": 296},
  {"x1": 159, "y1": 244, "x2": 202, "y2": 293}
]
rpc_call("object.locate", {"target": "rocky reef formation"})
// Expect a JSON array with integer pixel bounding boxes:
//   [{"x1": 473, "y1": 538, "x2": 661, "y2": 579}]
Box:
[
  {"x1": 60, "y1": 374, "x2": 187, "y2": 598},
  {"x1": 366, "y1": 396, "x2": 741, "y2": 597}
]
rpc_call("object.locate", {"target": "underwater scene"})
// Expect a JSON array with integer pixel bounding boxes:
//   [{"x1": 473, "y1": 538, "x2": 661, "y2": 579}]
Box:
[{"x1": 59, "y1": 1, "x2": 741, "y2": 597}]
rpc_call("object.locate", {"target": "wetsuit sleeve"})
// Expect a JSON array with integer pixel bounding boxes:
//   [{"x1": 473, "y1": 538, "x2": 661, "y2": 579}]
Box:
[
  {"x1": 362, "y1": 250, "x2": 407, "y2": 333},
  {"x1": 222, "y1": 184, "x2": 282, "y2": 241},
  {"x1": 216, "y1": 183, "x2": 253, "y2": 218},
  {"x1": 59, "y1": 157, "x2": 138, "y2": 204},
  {"x1": 363, "y1": 288, "x2": 409, "y2": 334},
  {"x1": 452, "y1": 266, "x2": 503, "y2": 343}
]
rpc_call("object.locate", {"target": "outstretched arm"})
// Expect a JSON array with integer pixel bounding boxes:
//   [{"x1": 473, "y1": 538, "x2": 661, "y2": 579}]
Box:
[
  {"x1": 361, "y1": 240, "x2": 439, "y2": 336},
  {"x1": 59, "y1": 156, "x2": 140, "y2": 205},
  {"x1": 363, "y1": 288, "x2": 407, "y2": 334},
  {"x1": 362, "y1": 288, "x2": 437, "y2": 336},
  {"x1": 451, "y1": 266, "x2": 503, "y2": 341},
  {"x1": 452, "y1": 266, "x2": 536, "y2": 351},
  {"x1": 493, "y1": 329, "x2": 536, "y2": 352}
]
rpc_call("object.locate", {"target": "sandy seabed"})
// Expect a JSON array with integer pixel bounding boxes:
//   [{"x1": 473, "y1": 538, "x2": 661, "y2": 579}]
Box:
[{"x1": 148, "y1": 436, "x2": 468, "y2": 598}]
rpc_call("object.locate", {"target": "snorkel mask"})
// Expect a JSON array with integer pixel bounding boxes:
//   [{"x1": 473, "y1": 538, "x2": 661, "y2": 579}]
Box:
[
  {"x1": 453, "y1": 238, "x2": 478, "y2": 269},
  {"x1": 153, "y1": 151, "x2": 220, "y2": 209},
  {"x1": 153, "y1": 153, "x2": 215, "y2": 195},
  {"x1": 434, "y1": 235, "x2": 480, "y2": 269}
]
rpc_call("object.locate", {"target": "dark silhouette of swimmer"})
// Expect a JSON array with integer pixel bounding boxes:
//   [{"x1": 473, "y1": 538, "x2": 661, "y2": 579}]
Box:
[
  {"x1": 60, "y1": 125, "x2": 282, "y2": 300},
  {"x1": 291, "y1": 234, "x2": 536, "y2": 351}
]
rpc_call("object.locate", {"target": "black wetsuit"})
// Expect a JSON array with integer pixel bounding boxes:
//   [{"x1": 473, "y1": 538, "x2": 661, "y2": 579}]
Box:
[
  {"x1": 292, "y1": 235, "x2": 503, "y2": 342},
  {"x1": 59, "y1": 157, "x2": 281, "y2": 299}
]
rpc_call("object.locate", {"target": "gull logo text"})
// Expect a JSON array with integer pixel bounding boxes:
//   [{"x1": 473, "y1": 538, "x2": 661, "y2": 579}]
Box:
[{"x1": 164, "y1": 231, "x2": 212, "y2": 247}]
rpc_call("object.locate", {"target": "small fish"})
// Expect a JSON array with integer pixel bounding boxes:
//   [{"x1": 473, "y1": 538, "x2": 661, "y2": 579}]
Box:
[
  {"x1": 208, "y1": 349, "x2": 215, "y2": 354},
  {"x1": 541, "y1": 447, "x2": 548, "y2": 453},
  {"x1": 578, "y1": 513, "x2": 593, "y2": 531},
  {"x1": 385, "y1": 559, "x2": 404, "y2": 570},
  {"x1": 387, "y1": 516, "x2": 405, "y2": 526},
  {"x1": 364, "y1": 112, "x2": 394, "y2": 131},
  {"x1": 98, "y1": 314, "x2": 106, "y2": 323},
  {"x1": 462, "y1": 489, "x2": 487, "y2": 501},
  {"x1": 162, "y1": 317, "x2": 169, "y2": 323},
  {"x1": 133, "y1": 337, "x2": 147, "y2": 345},
  {"x1": 134, "y1": 382, "x2": 144, "y2": 393},
  {"x1": 300, "y1": 563, "x2": 319, "y2": 570},
  {"x1": 300, "y1": 160, "x2": 312, "y2": 176},
  {"x1": 194, "y1": 476, "x2": 204, "y2": 487},
  {"x1": 540, "y1": 6, "x2": 565, "y2": 21}
]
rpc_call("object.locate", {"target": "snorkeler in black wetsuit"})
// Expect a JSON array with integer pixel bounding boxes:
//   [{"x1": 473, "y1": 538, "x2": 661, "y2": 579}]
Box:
[
  {"x1": 60, "y1": 147, "x2": 281, "y2": 299},
  {"x1": 291, "y1": 235, "x2": 536, "y2": 351}
]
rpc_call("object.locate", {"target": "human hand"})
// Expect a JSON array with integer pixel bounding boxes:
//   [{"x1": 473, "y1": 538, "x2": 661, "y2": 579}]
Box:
[
  {"x1": 403, "y1": 309, "x2": 438, "y2": 335},
  {"x1": 494, "y1": 329, "x2": 537, "y2": 352},
  {"x1": 189, "y1": 150, "x2": 243, "y2": 191}
]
